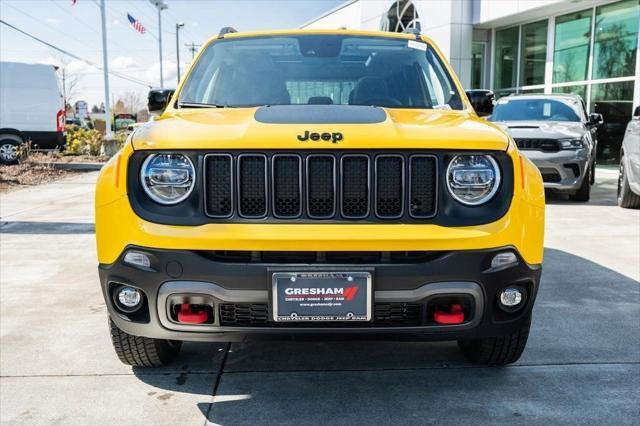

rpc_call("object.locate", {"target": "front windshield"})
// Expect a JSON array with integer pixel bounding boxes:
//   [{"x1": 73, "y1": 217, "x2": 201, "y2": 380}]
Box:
[
  {"x1": 491, "y1": 98, "x2": 582, "y2": 122},
  {"x1": 178, "y1": 35, "x2": 463, "y2": 110}
]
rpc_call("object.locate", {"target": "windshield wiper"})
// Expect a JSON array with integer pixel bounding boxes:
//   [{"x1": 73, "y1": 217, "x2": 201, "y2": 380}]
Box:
[{"x1": 177, "y1": 102, "x2": 232, "y2": 108}]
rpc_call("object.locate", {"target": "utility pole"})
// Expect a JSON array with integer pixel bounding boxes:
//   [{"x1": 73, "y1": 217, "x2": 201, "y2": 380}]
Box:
[
  {"x1": 149, "y1": 0, "x2": 168, "y2": 87},
  {"x1": 61, "y1": 68, "x2": 67, "y2": 112},
  {"x1": 175, "y1": 22, "x2": 184, "y2": 82},
  {"x1": 185, "y1": 42, "x2": 200, "y2": 59},
  {"x1": 100, "y1": 0, "x2": 113, "y2": 140}
]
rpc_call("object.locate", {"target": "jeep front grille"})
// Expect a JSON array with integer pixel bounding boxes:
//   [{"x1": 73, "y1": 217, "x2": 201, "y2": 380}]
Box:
[
  {"x1": 238, "y1": 154, "x2": 267, "y2": 217},
  {"x1": 204, "y1": 152, "x2": 437, "y2": 221},
  {"x1": 514, "y1": 138, "x2": 561, "y2": 152},
  {"x1": 204, "y1": 154, "x2": 233, "y2": 217}
]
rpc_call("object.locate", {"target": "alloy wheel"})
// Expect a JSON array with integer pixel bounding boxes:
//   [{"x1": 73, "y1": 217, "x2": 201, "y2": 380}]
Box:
[{"x1": 0, "y1": 143, "x2": 18, "y2": 162}]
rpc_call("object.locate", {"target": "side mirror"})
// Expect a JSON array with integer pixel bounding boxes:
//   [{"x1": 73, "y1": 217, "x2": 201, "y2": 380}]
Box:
[
  {"x1": 148, "y1": 88, "x2": 175, "y2": 115},
  {"x1": 466, "y1": 90, "x2": 494, "y2": 116},
  {"x1": 633, "y1": 106, "x2": 640, "y2": 119},
  {"x1": 588, "y1": 113, "x2": 604, "y2": 127}
]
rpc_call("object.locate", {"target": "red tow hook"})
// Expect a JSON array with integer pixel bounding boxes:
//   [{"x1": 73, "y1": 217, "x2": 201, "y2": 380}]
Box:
[
  {"x1": 433, "y1": 304, "x2": 465, "y2": 325},
  {"x1": 177, "y1": 304, "x2": 209, "y2": 324}
]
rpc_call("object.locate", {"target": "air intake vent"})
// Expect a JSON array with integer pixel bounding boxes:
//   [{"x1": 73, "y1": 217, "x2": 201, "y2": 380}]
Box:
[
  {"x1": 220, "y1": 304, "x2": 268, "y2": 326},
  {"x1": 307, "y1": 155, "x2": 335, "y2": 218},
  {"x1": 219, "y1": 303, "x2": 422, "y2": 326},
  {"x1": 341, "y1": 155, "x2": 369, "y2": 218},
  {"x1": 272, "y1": 155, "x2": 302, "y2": 218},
  {"x1": 375, "y1": 155, "x2": 404, "y2": 218},
  {"x1": 238, "y1": 154, "x2": 267, "y2": 217},
  {"x1": 204, "y1": 154, "x2": 233, "y2": 217},
  {"x1": 409, "y1": 155, "x2": 437, "y2": 218}
]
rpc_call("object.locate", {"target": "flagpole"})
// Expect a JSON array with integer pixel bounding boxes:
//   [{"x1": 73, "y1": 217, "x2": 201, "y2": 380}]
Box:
[
  {"x1": 100, "y1": 0, "x2": 113, "y2": 141},
  {"x1": 149, "y1": 1, "x2": 168, "y2": 87},
  {"x1": 158, "y1": 5, "x2": 163, "y2": 87}
]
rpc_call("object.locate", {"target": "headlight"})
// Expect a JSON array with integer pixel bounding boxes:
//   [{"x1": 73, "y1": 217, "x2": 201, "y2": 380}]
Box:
[
  {"x1": 558, "y1": 138, "x2": 585, "y2": 150},
  {"x1": 446, "y1": 155, "x2": 501, "y2": 206},
  {"x1": 141, "y1": 153, "x2": 195, "y2": 205}
]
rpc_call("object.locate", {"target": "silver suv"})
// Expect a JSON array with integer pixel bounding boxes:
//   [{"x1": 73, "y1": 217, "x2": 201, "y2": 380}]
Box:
[
  {"x1": 618, "y1": 106, "x2": 640, "y2": 208},
  {"x1": 490, "y1": 94, "x2": 601, "y2": 202}
]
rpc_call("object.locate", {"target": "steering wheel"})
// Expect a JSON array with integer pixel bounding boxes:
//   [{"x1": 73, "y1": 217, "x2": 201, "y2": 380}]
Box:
[{"x1": 359, "y1": 96, "x2": 403, "y2": 107}]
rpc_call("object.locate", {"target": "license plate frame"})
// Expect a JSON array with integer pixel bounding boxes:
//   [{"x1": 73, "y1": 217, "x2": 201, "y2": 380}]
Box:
[{"x1": 272, "y1": 271, "x2": 372, "y2": 322}]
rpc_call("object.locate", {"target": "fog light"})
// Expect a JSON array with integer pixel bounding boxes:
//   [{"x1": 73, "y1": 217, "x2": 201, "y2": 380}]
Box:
[
  {"x1": 115, "y1": 286, "x2": 142, "y2": 312},
  {"x1": 491, "y1": 252, "x2": 518, "y2": 269},
  {"x1": 499, "y1": 288, "x2": 523, "y2": 307},
  {"x1": 123, "y1": 251, "x2": 151, "y2": 269}
]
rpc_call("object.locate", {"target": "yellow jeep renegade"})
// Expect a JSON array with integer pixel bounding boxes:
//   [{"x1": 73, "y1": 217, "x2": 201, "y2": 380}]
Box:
[{"x1": 95, "y1": 28, "x2": 545, "y2": 367}]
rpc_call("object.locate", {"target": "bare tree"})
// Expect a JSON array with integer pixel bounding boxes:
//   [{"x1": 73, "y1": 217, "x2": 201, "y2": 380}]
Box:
[
  {"x1": 55, "y1": 55, "x2": 81, "y2": 111},
  {"x1": 112, "y1": 99, "x2": 126, "y2": 115},
  {"x1": 119, "y1": 91, "x2": 146, "y2": 115}
]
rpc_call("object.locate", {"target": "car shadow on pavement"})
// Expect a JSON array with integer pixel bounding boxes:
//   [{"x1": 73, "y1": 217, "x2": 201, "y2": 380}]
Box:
[
  {"x1": 131, "y1": 248, "x2": 639, "y2": 424},
  {"x1": 544, "y1": 173, "x2": 619, "y2": 207},
  {"x1": 0, "y1": 221, "x2": 95, "y2": 234}
]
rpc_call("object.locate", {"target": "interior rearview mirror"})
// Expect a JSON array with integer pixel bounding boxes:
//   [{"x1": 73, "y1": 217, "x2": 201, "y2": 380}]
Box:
[{"x1": 148, "y1": 89, "x2": 175, "y2": 115}]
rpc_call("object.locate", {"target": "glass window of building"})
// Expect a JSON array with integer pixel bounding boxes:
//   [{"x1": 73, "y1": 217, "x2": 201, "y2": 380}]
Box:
[
  {"x1": 494, "y1": 89, "x2": 517, "y2": 100},
  {"x1": 553, "y1": 10, "x2": 592, "y2": 83},
  {"x1": 519, "y1": 88, "x2": 545, "y2": 95},
  {"x1": 590, "y1": 81, "x2": 635, "y2": 163},
  {"x1": 520, "y1": 20, "x2": 548, "y2": 86},
  {"x1": 592, "y1": 0, "x2": 640, "y2": 80},
  {"x1": 471, "y1": 42, "x2": 485, "y2": 89},
  {"x1": 552, "y1": 85, "x2": 587, "y2": 101},
  {"x1": 494, "y1": 27, "x2": 519, "y2": 89}
]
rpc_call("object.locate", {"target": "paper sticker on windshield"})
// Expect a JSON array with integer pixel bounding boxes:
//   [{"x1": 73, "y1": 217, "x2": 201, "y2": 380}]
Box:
[
  {"x1": 543, "y1": 102, "x2": 551, "y2": 117},
  {"x1": 408, "y1": 40, "x2": 427, "y2": 51}
]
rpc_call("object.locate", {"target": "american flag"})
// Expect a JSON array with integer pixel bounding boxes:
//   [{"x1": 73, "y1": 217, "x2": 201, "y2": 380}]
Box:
[{"x1": 127, "y1": 13, "x2": 146, "y2": 34}]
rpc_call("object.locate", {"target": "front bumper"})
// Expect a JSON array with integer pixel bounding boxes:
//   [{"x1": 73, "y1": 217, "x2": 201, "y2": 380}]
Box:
[
  {"x1": 522, "y1": 149, "x2": 590, "y2": 191},
  {"x1": 100, "y1": 246, "x2": 541, "y2": 342}
]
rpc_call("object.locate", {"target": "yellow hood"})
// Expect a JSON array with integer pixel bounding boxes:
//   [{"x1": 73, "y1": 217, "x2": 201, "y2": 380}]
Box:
[{"x1": 131, "y1": 107, "x2": 510, "y2": 151}]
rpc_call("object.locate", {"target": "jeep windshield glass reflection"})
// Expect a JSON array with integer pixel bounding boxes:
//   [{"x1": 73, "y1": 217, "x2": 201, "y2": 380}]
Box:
[{"x1": 178, "y1": 35, "x2": 463, "y2": 110}]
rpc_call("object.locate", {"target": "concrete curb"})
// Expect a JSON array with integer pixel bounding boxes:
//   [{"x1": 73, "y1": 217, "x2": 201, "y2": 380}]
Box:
[{"x1": 48, "y1": 162, "x2": 105, "y2": 171}]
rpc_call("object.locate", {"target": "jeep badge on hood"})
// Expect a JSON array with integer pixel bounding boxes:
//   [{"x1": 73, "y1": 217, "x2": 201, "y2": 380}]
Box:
[{"x1": 297, "y1": 131, "x2": 343, "y2": 143}]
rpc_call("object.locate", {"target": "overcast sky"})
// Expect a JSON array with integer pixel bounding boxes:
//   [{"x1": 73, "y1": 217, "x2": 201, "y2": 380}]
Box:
[{"x1": 0, "y1": 0, "x2": 343, "y2": 107}]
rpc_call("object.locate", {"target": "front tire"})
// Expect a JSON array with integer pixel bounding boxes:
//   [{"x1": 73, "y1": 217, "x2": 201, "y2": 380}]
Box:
[
  {"x1": 109, "y1": 317, "x2": 182, "y2": 367},
  {"x1": 618, "y1": 154, "x2": 640, "y2": 209},
  {"x1": 457, "y1": 317, "x2": 531, "y2": 366},
  {"x1": 0, "y1": 135, "x2": 23, "y2": 165},
  {"x1": 569, "y1": 166, "x2": 591, "y2": 202}
]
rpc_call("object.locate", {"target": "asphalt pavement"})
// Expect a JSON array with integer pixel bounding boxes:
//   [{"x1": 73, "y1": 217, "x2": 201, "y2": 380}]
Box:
[{"x1": 0, "y1": 168, "x2": 638, "y2": 425}]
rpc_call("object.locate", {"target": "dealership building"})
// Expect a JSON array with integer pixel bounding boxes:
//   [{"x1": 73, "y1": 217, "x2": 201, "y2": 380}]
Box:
[{"x1": 302, "y1": 0, "x2": 640, "y2": 162}]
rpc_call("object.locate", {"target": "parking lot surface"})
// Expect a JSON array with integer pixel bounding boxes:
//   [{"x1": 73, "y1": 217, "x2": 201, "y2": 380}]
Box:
[{"x1": 1, "y1": 168, "x2": 639, "y2": 425}]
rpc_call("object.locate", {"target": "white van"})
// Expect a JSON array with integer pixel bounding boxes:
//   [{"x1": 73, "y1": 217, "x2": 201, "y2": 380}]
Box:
[{"x1": 0, "y1": 61, "x2": 66, "y2": 164}]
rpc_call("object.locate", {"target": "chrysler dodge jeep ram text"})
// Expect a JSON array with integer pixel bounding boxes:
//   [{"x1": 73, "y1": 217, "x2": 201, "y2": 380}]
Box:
[{"x1": 95, "y1": 28, "x2": 545, "y2": 367}]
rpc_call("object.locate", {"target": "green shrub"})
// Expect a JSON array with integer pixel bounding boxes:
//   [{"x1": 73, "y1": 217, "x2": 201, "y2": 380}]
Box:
[
  {"x1": 64, "y1": 126, "x2": 129, "y2": 157},
  {"x1": 65, "y1": 125, "x2": 103, "y2": 156}
]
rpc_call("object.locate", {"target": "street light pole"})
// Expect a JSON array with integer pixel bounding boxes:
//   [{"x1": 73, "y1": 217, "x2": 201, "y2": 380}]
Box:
[
  {"x1": 99, "y1": 0, "x2": 113, "y2": 140},
  {"x1": 149, "y1": 0, "x2": 168, "y2": 87},
  {"x1": 176, "y1": 22, "x2": 184, "y2": 83}
]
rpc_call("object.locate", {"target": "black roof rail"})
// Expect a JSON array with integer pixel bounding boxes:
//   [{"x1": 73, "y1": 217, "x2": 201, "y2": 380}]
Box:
[{"x1": 218, "y1": 27, "x2": 238, "y2": 39}]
